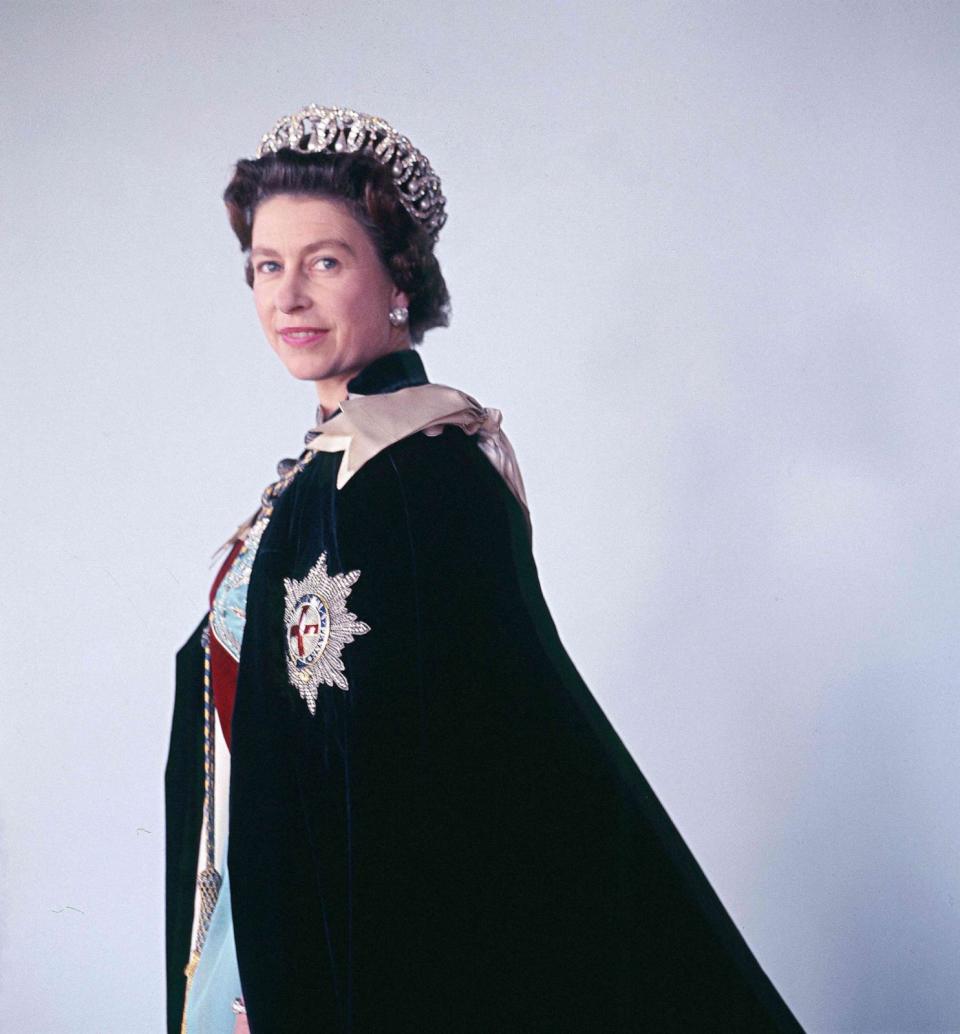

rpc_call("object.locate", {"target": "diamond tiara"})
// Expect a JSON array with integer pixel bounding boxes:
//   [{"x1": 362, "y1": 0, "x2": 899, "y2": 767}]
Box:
[{"x1": 255, "y1": 105, "x2": 446, "y2": 242}]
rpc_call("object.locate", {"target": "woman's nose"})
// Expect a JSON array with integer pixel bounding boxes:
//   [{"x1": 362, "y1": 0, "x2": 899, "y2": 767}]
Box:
[{"x1": 275, "y1": 271, "x2": 311, "y2": 313}]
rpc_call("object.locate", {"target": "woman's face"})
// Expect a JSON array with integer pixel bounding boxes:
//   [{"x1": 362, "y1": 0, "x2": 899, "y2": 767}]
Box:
[{"x1": 250, "y1": 194, "x2": 409, "y2": 407}]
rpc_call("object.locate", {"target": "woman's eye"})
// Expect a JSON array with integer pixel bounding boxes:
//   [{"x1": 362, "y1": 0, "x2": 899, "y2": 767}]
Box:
[
  {"x1": 314, "y1": 256, "x2": 339, "y2": 271},
  {"x1": 255, "y1": 260, "x2": 281, "y2": 274}
]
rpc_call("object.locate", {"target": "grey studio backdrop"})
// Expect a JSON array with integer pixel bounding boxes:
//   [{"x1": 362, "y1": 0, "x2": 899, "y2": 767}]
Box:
[{"x1": 1, "y1": 2, "x2": 958, "y2": 1032}]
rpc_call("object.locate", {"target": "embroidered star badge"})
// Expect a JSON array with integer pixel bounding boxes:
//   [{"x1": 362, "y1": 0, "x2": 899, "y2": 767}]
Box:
[{"x1": 283, "y1": 553, "x2": 371, "y2": 713}]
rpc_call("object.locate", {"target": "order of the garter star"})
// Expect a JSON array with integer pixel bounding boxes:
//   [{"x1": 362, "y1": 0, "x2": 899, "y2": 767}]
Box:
[{"x1": 283, "y1": 553, "x2": 371, "y2": 712}]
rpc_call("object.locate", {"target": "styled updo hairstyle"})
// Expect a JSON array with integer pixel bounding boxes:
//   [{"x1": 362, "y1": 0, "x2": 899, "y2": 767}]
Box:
[{"x1": 223, "y1": 149, "x2": 450, "y2": 344}]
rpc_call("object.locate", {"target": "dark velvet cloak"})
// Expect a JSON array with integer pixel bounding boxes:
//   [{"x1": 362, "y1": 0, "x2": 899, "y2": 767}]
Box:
[{"x1": 166, "y1": 350, "x2": 802, "y2": 1034}]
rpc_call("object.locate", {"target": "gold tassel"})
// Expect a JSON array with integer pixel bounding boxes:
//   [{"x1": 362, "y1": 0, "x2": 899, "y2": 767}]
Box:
[{"x1": 180, "y1": 951, "x2": 201, "y2": 1034}]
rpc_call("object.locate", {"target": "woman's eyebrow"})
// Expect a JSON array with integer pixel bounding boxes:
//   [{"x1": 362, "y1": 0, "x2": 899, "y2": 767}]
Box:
[{"x1": 250, "y1": 238, "x2": 355, "y2": 258}]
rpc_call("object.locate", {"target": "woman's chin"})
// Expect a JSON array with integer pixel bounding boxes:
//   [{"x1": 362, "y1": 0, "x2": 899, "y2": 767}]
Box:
[{"x1": 277, "y1": 355, "x2": 330, "y2": 382}]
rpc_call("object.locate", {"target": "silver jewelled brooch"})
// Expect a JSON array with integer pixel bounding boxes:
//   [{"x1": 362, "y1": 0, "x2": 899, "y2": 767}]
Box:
[{"x1": 283, "y1": 553, "x2": 371, "y2": 713}]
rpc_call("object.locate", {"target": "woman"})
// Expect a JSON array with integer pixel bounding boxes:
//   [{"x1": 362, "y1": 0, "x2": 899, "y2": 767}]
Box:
[{"x1": 166, "y1": 106, "x2": 802, "y2": 1034}]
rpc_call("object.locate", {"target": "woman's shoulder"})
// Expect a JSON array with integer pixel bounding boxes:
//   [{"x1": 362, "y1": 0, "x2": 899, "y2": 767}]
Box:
[
  {"x1": 289, "y1": 382, "x2": 533, "y2": 562},
  {"x1": 355, "y1": 424, "x2": 516, "y2": 519}
]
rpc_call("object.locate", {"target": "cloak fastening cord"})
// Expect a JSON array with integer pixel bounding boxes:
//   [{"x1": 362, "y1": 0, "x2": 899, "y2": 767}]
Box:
[{"x1": 181, "y1": 619, "x2": 222, "y2": 1034}]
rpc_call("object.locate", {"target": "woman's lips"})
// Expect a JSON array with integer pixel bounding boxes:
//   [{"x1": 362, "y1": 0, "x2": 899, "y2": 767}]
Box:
[{"x1": 278, "y1": 327, "x2": 329, "y2": 348}]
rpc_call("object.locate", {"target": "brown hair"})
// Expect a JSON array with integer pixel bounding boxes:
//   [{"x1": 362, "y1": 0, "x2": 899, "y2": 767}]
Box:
[{"x1": 223, "y1": 149, "x2": 450, "y2": 343}]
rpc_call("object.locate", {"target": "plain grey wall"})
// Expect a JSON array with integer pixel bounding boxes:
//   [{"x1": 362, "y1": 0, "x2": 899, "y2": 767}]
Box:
[{"x1": 2, "y1": 2, "x2": 959, "y2": 1031}]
